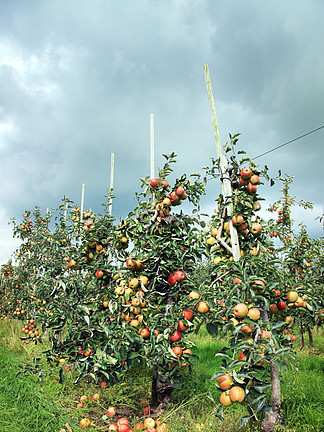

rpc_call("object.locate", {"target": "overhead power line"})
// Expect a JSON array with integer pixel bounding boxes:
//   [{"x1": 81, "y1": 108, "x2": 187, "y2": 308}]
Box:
[{"x1": 253, "y1": 125, "x2": 324, "y2": 160}]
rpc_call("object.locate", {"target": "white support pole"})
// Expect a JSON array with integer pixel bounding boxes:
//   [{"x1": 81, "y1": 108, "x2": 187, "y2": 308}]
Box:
[
  {"x1": 150, "y1": 113, "x2": 155, "y2": 179},
  {"x1": 80, "y1": 183, "x2": 85, "y2": 223},
  {"x1": 64, "y1": 202, "x2": 68, "y2": 222},
  {"x1": 108, "y1": 152, "x2": 115, "y2": 215},
  {"x1": 204, "y1": 64, "x2": 241, "y2": 262}
]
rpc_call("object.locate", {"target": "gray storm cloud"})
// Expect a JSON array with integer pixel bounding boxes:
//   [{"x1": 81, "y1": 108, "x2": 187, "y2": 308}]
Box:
[{"x1": 0, "y1": 0, "x2": 323, "y2": 264}]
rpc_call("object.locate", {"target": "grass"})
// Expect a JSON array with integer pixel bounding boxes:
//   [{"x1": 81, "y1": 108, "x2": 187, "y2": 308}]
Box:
[
  {"x1": 0, "y1": 320, "x2": 323, "y2": 432},
  {"x1": 0, "y1": 342, "x2": 83, "y2": 432}
]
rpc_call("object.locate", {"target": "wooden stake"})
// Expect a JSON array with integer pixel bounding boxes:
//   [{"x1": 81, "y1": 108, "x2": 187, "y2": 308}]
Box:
[
  {"x1": 80, "y1": 183, "x2": 85, "y2": 223},
  {"x1": 108, "y1": 153, "x2": 115, "y2": 215},
  {"x1": 204, "y1": 64, "x2": 241, "y2": 262},
  {"x1": 150, "y1": 113, "x2": 155, "y2": 179}
]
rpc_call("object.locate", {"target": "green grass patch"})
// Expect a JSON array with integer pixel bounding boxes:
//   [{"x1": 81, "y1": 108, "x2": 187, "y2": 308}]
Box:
[{"x1": 0, "y1": 343, "x2": 83, "y2": 432}]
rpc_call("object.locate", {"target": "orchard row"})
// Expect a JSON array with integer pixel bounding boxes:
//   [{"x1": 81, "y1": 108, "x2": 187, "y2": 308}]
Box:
[{"x1": 1, "y1": 147, "x2": 323, "y2": 431}]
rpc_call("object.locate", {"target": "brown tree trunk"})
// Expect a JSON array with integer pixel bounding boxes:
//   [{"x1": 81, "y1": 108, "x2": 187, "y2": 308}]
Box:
[
  {"x1": 308, "y1": 327, "x2": 314, "y2": 349},
  {"x1": 261, "y1": 363, "x2": 285, "y2": 432},
  {"x1": 150, "y1": 362, "x2": 173, "y2": 412},
  {"x1": 259, "y1": 302, "x2": 284, "y2": 432},
  {"x1": 151, "y1": 364, "x2": 159, "y2": 409},
  {"x1": 299, "y1": 321, "x2": 304, "y2": 349}
]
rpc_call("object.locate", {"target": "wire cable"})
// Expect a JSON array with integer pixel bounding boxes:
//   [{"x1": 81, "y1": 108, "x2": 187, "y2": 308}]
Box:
[{"x1": 253, "y1": 125, "x2": 324, "y2": 160}]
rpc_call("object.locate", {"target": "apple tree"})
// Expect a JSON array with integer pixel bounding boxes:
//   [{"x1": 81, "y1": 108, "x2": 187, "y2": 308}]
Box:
[
  {"x1": 200, "y1": 136, "x2": 305, "y2": 432},
  {"x1": 106, "y1": 153, "x2": 208, "y2": 410},
  {"x1": 267, "y1": 176, "x2": 324, "y2": 349}
]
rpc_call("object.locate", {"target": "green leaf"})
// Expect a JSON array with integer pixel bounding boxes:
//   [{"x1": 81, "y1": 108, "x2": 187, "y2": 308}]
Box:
[
  {"x1": 206, "y1": 323, "x2": 219, "y2": 338},
  {"x1": 210, "y1": 371, "x2": 223, "y2": 382},
  {"x1": 238, "y1": 416, "x2": 250, "y2": 429},
  {"x1": 232, "y1": 370, "x2": 246, "y2": 384},
  {"x1": 216, "y1": 404, "x2": 224, "y2": 422},
  {"x1": 253, "y1": 384, "x2": 272, "y2": 393},
  {"x1": 272, "y1": 321, "x2": 286, "y2": 330},
  {"x1": 207, "y1": 391, "x2": 217, "y2": 403},
  {"x1": 255, "y1": 396, "x2": 267, "y2": 412},
  {"x1": 78, "y1": 305, "x2": 90, "y2": 315},
  {"x1": 59, "y1": 368, "x2": 64, "y2": 384}
]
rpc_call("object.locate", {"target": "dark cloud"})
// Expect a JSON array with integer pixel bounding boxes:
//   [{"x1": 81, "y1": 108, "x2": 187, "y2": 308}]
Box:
[{"x1": 0, "y1": 0, "x2": 323, "y2": 263}]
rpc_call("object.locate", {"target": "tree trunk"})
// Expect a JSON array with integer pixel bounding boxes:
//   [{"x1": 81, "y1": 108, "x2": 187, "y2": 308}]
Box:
[
  {"x1": 308, "y1": 327, "x2": 314, "y2": 349},
  {"x1": 259, "y1": 302, "x2": 284, "y2": 432},
  {"x1": 261, "y1": 362, "x2": 285, "y2": 432},
  {"x1": 151, "y1": 364, "x2": 159, "y2": 409},
  {"x1": 299, "y1": 321, "x2": 304, "y2": 349},
  {"x1": 150, "y1": 362, "x2": 173, "y2": 412}
]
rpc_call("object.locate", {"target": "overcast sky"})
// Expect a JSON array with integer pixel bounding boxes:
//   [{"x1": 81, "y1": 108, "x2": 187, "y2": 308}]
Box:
[{"x1": 1, "y1": 0, "x2": 323, "y2": 264}]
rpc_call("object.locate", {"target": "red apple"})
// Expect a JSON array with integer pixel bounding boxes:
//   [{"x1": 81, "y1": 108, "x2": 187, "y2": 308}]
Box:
[
  {"x1": 240, "y1": 167, "x2": 252, "y2": 179},
  {"x1": 196, "y1": 301, "x2": 210, "y2": 314},
  {"x1": 143, "y1": 418, "x2": 156, "y2": 429},
  {"x1": 247, "y1": 307, "x2": 261, "y2": 321},
  {"x1": 150, "y1": 178, "x2": 159, "y2": 188},
  {"x1": 286, "y1": 291, "x2": 299, "y2": 303},
  {"x1": 182, "y1": 308, "x2": 194, "y2": 320},
  {"x1": 269, "y1": 304, "x2": 279, "y2": 314},
  {"x1": 241, "y1": 324, "x2": 254, "y2": 334},
  {"x1": 167, "y1": 274, "x2": 177, "y2": 286},
  {"x1": 96, "y1": 270, "x2": 104, "y2": 278},
  {"x1": 277, "y1": 301, "x2": 287, "y2": 310},
  {"x1": 174, "y1": 270, "x2": 185, "y2": 282},
  {"x1": 169, "y1": 191, "x2": 180, "y2": 204},
  {"x1": 175, "y1": 186, "x2": 185, "y2": 197},
  {"x1": 156, "y1": 423, "x2": 168, "y2": 432},
  {"x1": 238, "y1": 351, "x2": 246, "y2": 361},
  {"x1": 232, "y1": 214, "x2": 244, "y2": 226},
  {"x1": 239, "y1": 177, "x2": 249, "y2": 186},
  {"x1": 247, "y1": 183, "x2": 257, "y2": 194},
  {"x1": 177, "y1": 319, "x2": 188, "y2": 332},
  {"x1": 170, "y1": 330, "x2": 182, "y2": 342},
  {"x1": 160, "y1": 180, "x2": 169, "y2": 190},
  {"x1": 250, "y1": 222, "x2": 262, "y2": 236},
  {"x1": 108, "y1": 424, "x2": 119, "y2": 432},
  {"x1": 126, "y1": 258, "x2": 135, "y2": 270},
  {"x1": 139, "y1": 327, "x2": 150, "y2": 339},
  {"x1": 107, "y1": 406, "x2": 117, "y2": 416},
  {"x1": 117, "y1": 418, "x2": 129, "y2": 427},
  {"x1": 285, "y1": 316, "x2": 293, "y2": 325},
  {"x1": 118, "y1": 425, "x2": 130, "y2": 432},
  {"x1": 175, "y1": 186, "x2": 187, "y2": 200},
  {"x1": 220, "y1": 391, "x2": 232, "y2": 406},
  {"x1": 229, "y1": 386, "x2": 245, "y2": 403},
  {"x1": 250, "y1": 174, "x2": 260, "y2": 185},
  {"x1": 251, "y1": 280, "x2": 265, "y2": 291},
  {"x1": 217, "y1": 373, "x2": 233, "y2": 390},
  {"x1": 233, "y1": 303, "x2": 249, "y2": 318},
  {"x1": 253, "y1": 201, "x2": 261, "y2": 211},
  {"x1": 260, "y1": 330, "x2": 271, "y2": 339},
  {"x1": 172, "y1": 346, "x2": 183, "y2": 357}
]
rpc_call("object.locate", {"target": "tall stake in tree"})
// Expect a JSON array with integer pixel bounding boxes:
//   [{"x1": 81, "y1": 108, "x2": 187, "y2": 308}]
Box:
[
  {"x1": 203, "y1": 64, "x2": 241, "y2": 261},
  {"x1": 80, "y1": 183, "x2": 85, "y2": 223},
  {"x1": 150, "y1": 113, "x2": 155, "y2": 180},
  {"x1": 108, "y1": 153, "x2": 115, "y2": 216}
]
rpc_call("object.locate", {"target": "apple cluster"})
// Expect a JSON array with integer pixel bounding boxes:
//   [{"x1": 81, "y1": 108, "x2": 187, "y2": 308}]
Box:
[{"x1": 206, "y1": 166, "x2": 264, "y2": 264}]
